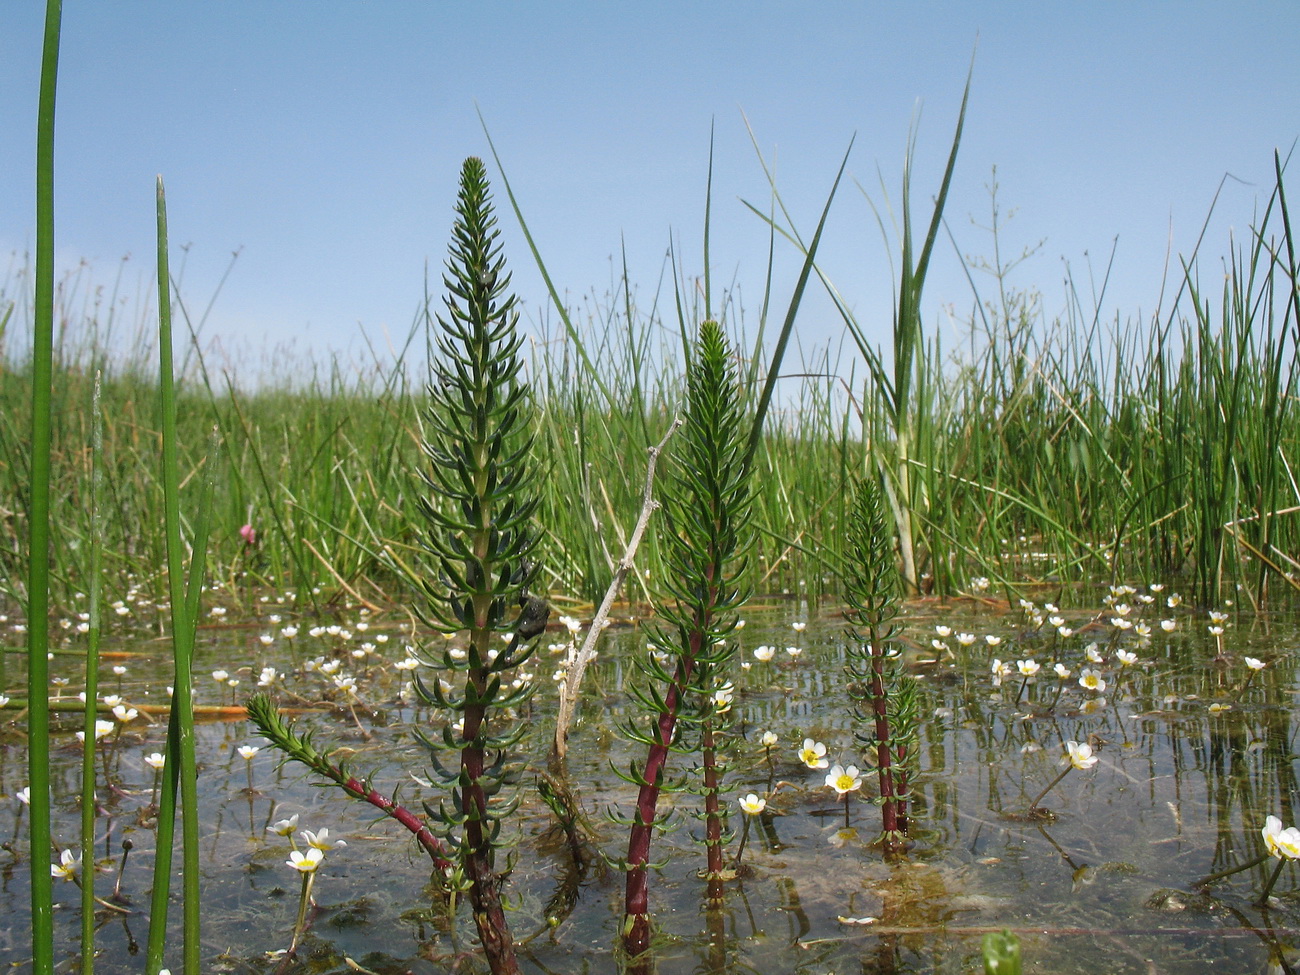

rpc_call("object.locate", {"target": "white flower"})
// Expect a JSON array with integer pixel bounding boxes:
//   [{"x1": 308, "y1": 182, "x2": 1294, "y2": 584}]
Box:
[
  {"x1": 111, "y1": 704, "x2": 139, "y2": 723},
  {"x1": 17, "y1": 787, "x2": 31, "y2": 805},
  {"x1": 1116, "y1": 650, "x2": 1139, "y2": 667},
  {"x1": 1053, "y1": 663, "x2": 1072, "y2": 679},
  {"x1": 791, "y1": 621, "x2": 807, "y2": 632},
  {"x1": 211, "y1": 669, "x2": 229, "y2": 683},
  {"x1": 394, "y1": 657, "x2": 420, "y2": 671},
  {"x1": 272, "y1": 814, "x2": 299, "y2": 836},
  {"x1": 1245, "y1": 657, "x2": 1266, "y2": 671},
  {"x1": 1208, "y1": 625, "x2": 1224, "y2": 637},
  {"x1": 1263, "y1": 816, "x2": 1300, "y2": 859},
  {"x1": 1084, "y1": 644, "x2": 1104, "y2": 664},
  {"x1": 797, "y1": 738, "x2": 828, "y2": 770},
  {"x1": 1016, "y1": 659, "x2": 1040, "y2": 677},
  {"x1": 825, "y1": 764, "x2": 863, "y2": 794},
  {"x1": 144, "y1": 752, "x2": 166, "y2": 770},
  {"x1": 956, "y1": 632, "x2": 976, "y2": 647},
  {"x1": 934, "y1": 625, "x2": 952, "y2": 638},
  {"x1": 51, "y1": 849, "x2": 79, "y2": 881},
  {"x1": 738, "y1": 793, "x2": 767, "y2": 815},
  {"x1": 558, "y1": 615, "x2": 582, "y2": 634},
  {"x1": 111, "y1": 665, "x2": 127, "y2": 676},
  {"x1": 77, "y1": 720, "x2": 116, "y2": 743},
  {"x1": 259, "y1": 633, "x2": 275, "y2": 646},
  {"x1": 1078, "y1": 669, "x2": 1106, "y2": 693},
  {"x1": 1063, "y1": 740, "x2": 1099, "y2": 770},
  {"x1": 984, "y1": 635, "x2": 1002, "y2": 647},
  {"x1": 287, "y1": 848, "x2": 324, "y2": 873},
  {"x1": 238, "y1": 745, "x2": 260, "y2": 761},
  {"x1": 785, "y1": 646, "x2": 803, "y2": 658},
  {"x1": 281, "y1": 625, "x2": 299, "y2": 639},
  {"x1": 753, "y1": 645, "x2": 775, "y2": 662},
  {"x1": 258, "y1": 666, "x2": 278, "y2": 687},
  {"x1": 302, "y1": 827, "x2": 346, "y2": 851},
  {"x1": 970, "y1": 577, "x2": 990, "y2": 591},
  {"x1": 712, "y1": 683, "x2": 734, "y2": 713},
  {"x1": 760, "y1": 731, "x2": 778, "y2": 747},
  {"x1": 1208, "y1": 610, "x2": 1229, "y2": 624},
  {"x1": 1160, "y1": 619, "x2": 1177, "y2": 632}
]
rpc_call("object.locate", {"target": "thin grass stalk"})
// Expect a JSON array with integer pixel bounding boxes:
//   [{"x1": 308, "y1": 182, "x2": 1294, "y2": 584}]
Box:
[
  {"x1": 78, "y1": 373, "x2": 104, "y2": 974},
  {"x1": 26, "y1": 3, "x2": 63, "y2": 970},
  {"x1": 144, "y1": 176, "x2": 208, "y2": 975}
]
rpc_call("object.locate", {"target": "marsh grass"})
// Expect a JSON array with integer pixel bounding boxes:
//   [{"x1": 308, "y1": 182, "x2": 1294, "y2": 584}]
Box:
[{"x1": 5, "y1": 163, "x2": 1300, "y2": 625}]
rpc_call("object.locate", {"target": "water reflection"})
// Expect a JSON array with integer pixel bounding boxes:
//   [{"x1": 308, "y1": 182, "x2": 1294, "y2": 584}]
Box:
[{"x1": 3, "y1": 605, "x2": 1300, "y2": 972}]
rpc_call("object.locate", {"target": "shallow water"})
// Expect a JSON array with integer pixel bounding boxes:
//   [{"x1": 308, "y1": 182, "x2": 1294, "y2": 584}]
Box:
[{"x1": 4, "y1": 592, "x2": 1300, "y2": 974}]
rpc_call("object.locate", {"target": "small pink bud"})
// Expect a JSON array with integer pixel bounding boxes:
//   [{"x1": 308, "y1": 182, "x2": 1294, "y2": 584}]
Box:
[{"x1": 239, "y1": 524, "x2": 257, "y2": 546}]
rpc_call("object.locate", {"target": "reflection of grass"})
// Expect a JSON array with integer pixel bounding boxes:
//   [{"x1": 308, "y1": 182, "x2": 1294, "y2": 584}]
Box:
[{"x1": 11, "y1": 606, "x2": 1300, "y2": 972}]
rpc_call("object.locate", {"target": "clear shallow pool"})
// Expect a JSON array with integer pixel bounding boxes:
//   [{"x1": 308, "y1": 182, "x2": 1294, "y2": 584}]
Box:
[{"x1": 4, "y1": 593, "x2": 1300, "y2": 973}]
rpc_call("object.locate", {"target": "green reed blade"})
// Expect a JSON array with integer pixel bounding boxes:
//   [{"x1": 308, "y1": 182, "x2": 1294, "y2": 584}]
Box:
[
  {"x1": 27, "y1": 2, "x2": 62, "y2": 971},
  {"x1": 742, "y1": 139, "x2": 853, "y2": 475},
  {"x1": 478, "y1": 110, "x2": 614, "y2": 407},
  {"x1": 144, "y1": 175, "x2": 208, "y2": 975}
]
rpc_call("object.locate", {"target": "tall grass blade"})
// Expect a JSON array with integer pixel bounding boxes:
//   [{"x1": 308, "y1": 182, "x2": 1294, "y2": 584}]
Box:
[
  {"x1": 477, "y1": 110, "x2": 614, "y2": 406},
  {"x1": 27, "y1": 2, "x2": 63, "y2": 970},
  {"x1": 144, "y1": 176, "x2": 212, "y2": 975},
  {"x1": 742, "y1": 139, "x2": 853, "y2": 473}
]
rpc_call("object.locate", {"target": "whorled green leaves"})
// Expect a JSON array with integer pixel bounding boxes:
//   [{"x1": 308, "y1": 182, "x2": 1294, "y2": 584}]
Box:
[
  {"x1": 841, "y1": 476, "x2": 919, "y2": 853},
  {"x1": 620, "y1": 320, "x2": 754, "y2": 955},
  {"x1": 410, "y1": 156, "x2": 546, "y2": 975}
]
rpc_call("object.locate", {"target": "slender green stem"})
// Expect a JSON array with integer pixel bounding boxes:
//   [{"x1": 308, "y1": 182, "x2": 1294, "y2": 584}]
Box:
[
  {"x1": 1257, "y1": 856, "x2": 1288, "y2": 904},
  {"x1": 289, "y1": 871, "x2": 316, "y2": 952},
  {"x1": 79, "y1": 374, "x2": 105, "y2": 975},
  {"x1": 1028, "y1": 765, "x2": 1072, "y2": 812},
  {"x1": 27, "y1": 3, "x2": 63, "y2": 971},
  {"x1": 146, "y1": 178, "x2": 216, "y2": 975},
  {"x1": 1196, "y1": 851, "x2": 1271, "y2": 887}
]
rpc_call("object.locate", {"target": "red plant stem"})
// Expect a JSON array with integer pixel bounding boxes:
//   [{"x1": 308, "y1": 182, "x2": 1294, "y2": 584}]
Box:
[
  {"x1": 337, "y1": 774, "x2": 452, "y2": 871},
  {"x1": 701, "y1": 717, "x2": 724, "y2": 887},
  {"x1": 869, "y1": 643, "x2": 899, "y2": 841},
  {"x1": 459, "y1": 616, "x2": 521, "y2": 975},
  {"x1": 623, "y1": 627, "x2": 704, "y2": 957}
]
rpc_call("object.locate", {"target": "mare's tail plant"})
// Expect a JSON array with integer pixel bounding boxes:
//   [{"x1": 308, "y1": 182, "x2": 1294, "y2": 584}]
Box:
[
  {"x1": 617, "y1": 319, "x2": 753, "y2": 959},
  {"x1": 407, "y1": 155, "x2": 546, "y2": 975},
  {"x1": 842, "y1": 476, "x2": 919, "y2": 854},
  {"x1": 249, "y1": 157, "x2": 544, "y2": 975}
]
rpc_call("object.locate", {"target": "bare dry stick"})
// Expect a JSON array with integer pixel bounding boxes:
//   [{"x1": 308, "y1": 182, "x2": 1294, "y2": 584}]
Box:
[{"x1": 553, "y1": 419, "x2": 682, "y2": 760}]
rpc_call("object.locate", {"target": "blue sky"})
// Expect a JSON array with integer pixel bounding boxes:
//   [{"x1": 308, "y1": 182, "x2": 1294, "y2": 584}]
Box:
[{"x1": 3, "y1": 3, "x2": 1298, "y2": 377}]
